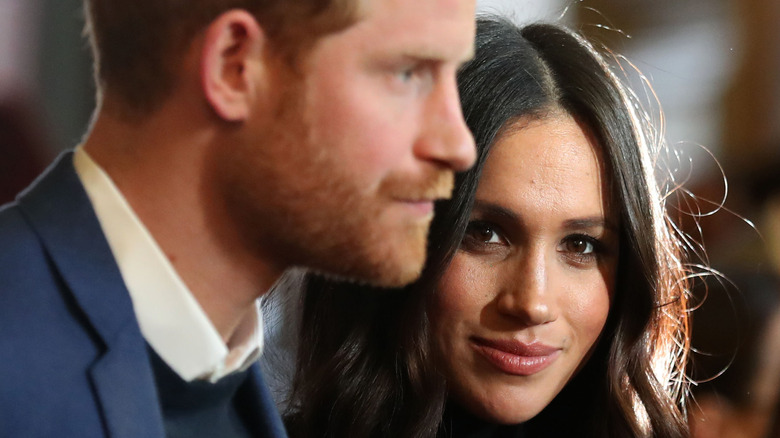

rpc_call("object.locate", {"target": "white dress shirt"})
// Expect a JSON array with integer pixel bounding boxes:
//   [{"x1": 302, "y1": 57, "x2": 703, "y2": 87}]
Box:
[{"x1": 73, "y1": 146, "x2": 263, "y2": 383}]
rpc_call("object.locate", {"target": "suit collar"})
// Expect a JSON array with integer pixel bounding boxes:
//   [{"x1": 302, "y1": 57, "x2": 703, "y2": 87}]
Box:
[
  {"x1": 18, "y1": 151, "x2": 287, "y2": 438},
  {"x1": 17, "y1": 151, "x2": 165, "y2": 438},
  {"x1": 17, "y1": 151, "x2": 138, "y2": 342},
  {"x1": 72, "y1": 147, "x2": 266, "y2": 382}
]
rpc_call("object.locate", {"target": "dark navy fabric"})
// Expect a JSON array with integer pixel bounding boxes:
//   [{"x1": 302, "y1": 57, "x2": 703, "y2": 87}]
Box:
[
  {"x1": 0, "y1": 152, "x2": 287, "y2": 438},
  {"x1": 148, "y1": 347, "x2": 254, "y2": 438}
]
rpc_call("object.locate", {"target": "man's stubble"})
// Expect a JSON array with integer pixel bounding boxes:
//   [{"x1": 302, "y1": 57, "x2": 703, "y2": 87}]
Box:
[{"x1": 217, "y1": 71, "x2": 453, "y2": 287}]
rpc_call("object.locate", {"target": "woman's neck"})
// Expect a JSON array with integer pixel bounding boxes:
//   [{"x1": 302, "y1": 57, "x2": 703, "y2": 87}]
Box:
[{"x1": 438, "y1": 402, "x2": 524, "y2": 438}]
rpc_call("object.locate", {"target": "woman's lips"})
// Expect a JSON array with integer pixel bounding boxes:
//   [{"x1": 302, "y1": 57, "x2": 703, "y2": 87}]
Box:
[{"x1": 471, "y1": 337, "x2": 561, "y2": 376}]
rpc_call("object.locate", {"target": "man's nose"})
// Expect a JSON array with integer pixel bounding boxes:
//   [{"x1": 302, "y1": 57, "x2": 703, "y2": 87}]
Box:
[{"x1": 414, "y1": 74, "x2": 476, "y2": 172}]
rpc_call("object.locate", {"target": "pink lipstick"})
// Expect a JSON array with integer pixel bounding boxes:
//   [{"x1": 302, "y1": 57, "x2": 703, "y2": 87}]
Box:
[{"x1": 471, "y1": 337, "x2": 560, "y2": 376}]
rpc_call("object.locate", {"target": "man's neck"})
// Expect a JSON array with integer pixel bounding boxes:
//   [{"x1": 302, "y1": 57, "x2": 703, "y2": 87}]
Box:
[{"x1": 82, "y1": 106, "x2": 284, "y2": 343}]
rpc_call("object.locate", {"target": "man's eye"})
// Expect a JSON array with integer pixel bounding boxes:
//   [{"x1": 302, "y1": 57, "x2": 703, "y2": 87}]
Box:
[
  {"x1": 389, "y1": 63, "x2": 434, "y2": 93},
  {"x1": 397, "y1": 67, "x2": 416, "y2": 82}
]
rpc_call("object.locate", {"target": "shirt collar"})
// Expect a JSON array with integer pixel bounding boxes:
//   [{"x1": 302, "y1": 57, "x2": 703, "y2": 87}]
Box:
[{"x1": 73, "y1": 146, "x2": 263, "y2": 382}]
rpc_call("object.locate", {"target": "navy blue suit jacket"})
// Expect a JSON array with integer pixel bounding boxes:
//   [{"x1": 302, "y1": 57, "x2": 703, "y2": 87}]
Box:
[{"x1": 0, "y1": 152, "x2": 287, "y2": 438}]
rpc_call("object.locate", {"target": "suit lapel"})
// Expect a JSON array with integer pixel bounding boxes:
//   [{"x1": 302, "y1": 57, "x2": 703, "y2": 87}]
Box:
[{"x1": 17, "y1": 152, "x2": 165, "y2": 438}]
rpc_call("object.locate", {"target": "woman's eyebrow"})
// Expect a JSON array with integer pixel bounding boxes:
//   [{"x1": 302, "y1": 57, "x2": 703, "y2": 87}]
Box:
[
  {"x1": 562, "y1": 217, "x2": 618, "y2": 232},
  {"x1": 472, "y1": 201, "x2": 619, "y2": 234},
  {"x1": 471, "y1": 200, "x2": 520, "y2": 223}
]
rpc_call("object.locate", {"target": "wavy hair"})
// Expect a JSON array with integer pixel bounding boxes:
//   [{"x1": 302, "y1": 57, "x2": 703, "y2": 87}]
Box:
[{"x1": 286, "y1": 17, "x2": 692, "y2": 438}]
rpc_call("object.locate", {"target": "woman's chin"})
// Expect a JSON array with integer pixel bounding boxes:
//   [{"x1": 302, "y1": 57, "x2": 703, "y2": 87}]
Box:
[{"x1": 464, "y1": 399, "x2": 545, "y2": 426}]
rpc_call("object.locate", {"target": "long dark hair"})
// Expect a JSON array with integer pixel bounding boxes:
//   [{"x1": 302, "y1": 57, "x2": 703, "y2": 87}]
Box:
[{"x1": 285, "y1": 17, "x2": 691, "y2": 438}]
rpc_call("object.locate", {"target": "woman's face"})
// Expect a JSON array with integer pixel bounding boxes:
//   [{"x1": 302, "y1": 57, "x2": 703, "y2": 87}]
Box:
[{"x1": 429, "y1": 113, "x2": 619, "y2": 424}]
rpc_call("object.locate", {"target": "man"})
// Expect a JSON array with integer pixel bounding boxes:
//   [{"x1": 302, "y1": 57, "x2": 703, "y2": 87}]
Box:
[{"x1": 0, "y1": 0, "x2": 476, "y2": 436}]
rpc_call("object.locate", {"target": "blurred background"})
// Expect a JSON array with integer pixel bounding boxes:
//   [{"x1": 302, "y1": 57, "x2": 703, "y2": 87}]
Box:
[{"x1": 1, "y1": 0, "x2": 779, "y2": 435}]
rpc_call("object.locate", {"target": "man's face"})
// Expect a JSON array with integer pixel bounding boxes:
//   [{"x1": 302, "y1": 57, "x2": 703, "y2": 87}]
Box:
[{"x1": 223, "y1": 0, "x2": 477, "y2": 287}]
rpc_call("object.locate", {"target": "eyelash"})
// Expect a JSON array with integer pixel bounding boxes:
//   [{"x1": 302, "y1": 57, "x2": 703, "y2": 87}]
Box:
[
  {"x1": 462, "y1": 221, "x2": 608, "y2": 266},
  {"x1": 397, "y1": 66, "x2": 418, "y2": 82},
  {"x1": 557, "y1": 234, "x2": 607, "y2": 267},
  {"x1": 461, "y1": 220, "x2": 508, "y2": 252},
  {"x1": 391, "y1": 63, "x2": 433, "y2": 91}
]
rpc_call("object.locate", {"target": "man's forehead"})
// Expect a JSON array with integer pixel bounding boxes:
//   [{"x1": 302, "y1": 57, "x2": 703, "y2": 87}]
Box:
[
  {"x1": 368, "y1": 0, "x2": 476, "y2": 23},
  {"x1": 352, "y1": 0, "x2": 476, "y2": 61}
]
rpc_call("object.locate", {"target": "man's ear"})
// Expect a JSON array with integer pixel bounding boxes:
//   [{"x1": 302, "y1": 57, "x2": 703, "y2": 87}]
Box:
[{"x1": 201, "y1": 10, "x2": 266, "y2": 122}]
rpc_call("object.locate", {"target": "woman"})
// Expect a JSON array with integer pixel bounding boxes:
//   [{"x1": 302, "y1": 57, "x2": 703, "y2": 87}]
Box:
[{"x1": 282, "y1": 17, "x2": 691, "y2": 437}]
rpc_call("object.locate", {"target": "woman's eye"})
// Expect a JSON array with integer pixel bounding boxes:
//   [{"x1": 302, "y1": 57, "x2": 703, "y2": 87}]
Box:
[
  {"x1": 465, "y1": 222, "x2": 502, "y2": 244},
  {"x1": 558, "y1": 234, "x2": 604, "y2": 266},
  {"x1": 564, "y1": 237, "x2": 595, "y2": 254},
  {"x1": 461, "y1": 221, "x2": 509, "y2": 255}
]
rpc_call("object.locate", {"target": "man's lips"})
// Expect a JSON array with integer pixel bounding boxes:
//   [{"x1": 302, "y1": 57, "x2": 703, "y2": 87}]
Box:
[
  {"x1": 395, "y1": 192, "x2": 450, "y2": 216},
  {"x1": 398, "y1": 199, "x2": 436, "y2": 216},
  {"x1": 471, "y1": 337, "x2": 561, "y2": 376},
  {"x1": 390, "y1": 175, "x2": 453, "y2": 218}
]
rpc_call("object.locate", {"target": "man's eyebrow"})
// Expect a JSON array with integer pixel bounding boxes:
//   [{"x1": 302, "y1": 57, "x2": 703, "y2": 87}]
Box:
[{"x1": 398, "y1": 42, "x2": 474, "y2": 65}]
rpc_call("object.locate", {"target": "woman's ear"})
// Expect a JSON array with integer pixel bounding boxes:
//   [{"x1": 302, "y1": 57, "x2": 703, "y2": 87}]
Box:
[{"x1": 200, "y1": 10, "x2": 266, "y2": 122}]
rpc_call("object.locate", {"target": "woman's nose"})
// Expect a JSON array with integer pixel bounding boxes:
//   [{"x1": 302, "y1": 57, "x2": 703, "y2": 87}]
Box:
[{"x1": 495, "y1": 247, "x2": 557, "y2": 326}]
